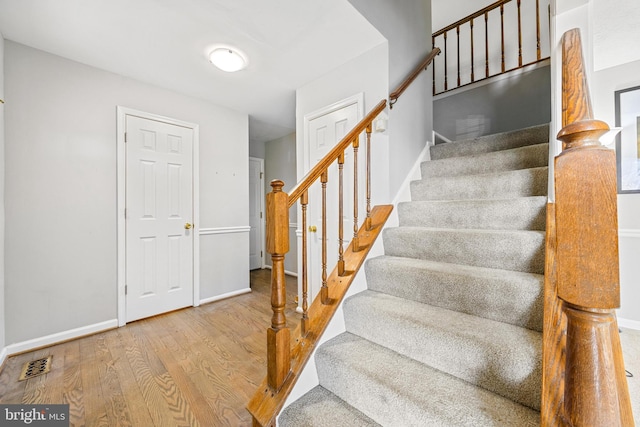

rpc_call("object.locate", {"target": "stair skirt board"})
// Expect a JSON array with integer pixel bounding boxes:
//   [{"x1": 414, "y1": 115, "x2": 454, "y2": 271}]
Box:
[{"x1": 280, "y1": 124, "x2": 550, "y2": 426}]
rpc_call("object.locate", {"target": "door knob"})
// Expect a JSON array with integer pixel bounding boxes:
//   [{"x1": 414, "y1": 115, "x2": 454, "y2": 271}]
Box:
[
  {"x1": 185, "y1": 223, "x2": 193, "y2": 230},
  {"x1": 308, "y1": 225, "x2": 317, "y2": 233}
]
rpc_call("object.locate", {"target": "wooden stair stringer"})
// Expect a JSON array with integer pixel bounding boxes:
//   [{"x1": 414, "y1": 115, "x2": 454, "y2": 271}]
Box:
[{"x1": 247, "y1": 204, "x2": 393, "y2": 427}]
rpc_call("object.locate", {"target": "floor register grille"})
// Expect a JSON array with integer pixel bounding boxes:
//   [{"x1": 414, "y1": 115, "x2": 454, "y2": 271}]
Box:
[{"x1": 18, "y1": 356, "x2": 52, "y2": 381}]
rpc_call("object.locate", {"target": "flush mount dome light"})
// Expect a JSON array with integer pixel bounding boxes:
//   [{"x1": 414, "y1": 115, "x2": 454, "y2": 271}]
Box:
[{"x1": 208, "y1": 47, "x2": 247, "y2": 72}]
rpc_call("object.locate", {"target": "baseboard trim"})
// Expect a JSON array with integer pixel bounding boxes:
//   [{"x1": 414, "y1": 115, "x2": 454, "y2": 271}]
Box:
[
  {"x1": 200, "y1": 288, "x2": 251, "y2": 305},
  {"x1": 619, "y1": 228, "x2": 640, "y2": 239},
  {"x1": 0, "y1": 346, "x2": 8, "y2": 371},
  {"x1": 4, "y1": 319, "x2": 118, "y2": 357},
  {"x1": 263, "y1": 265, "x2": 298, "y2": 277},
  {"x1": 618, "y1": 317, "x2": 640, "y2": 331},
  {"x1": 199, "y1": 226, "x2": 250, "y2": 235}
]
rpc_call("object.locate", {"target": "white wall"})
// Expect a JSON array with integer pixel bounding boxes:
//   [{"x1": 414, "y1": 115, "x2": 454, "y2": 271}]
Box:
[
  {"x1": 347, "y1": 0, "x2": 432, "y2": 198},
  {"x1": 296, "y1": 43, "x2": 389, "y2": 202},
  {"x1": 0, "y1": 35, "x2": 6, "y2": 356},
  {"x1": 4, "y1": 41, "x2": 249, "y2": 345},
  {"x1": 552, "y1": 0, "x2": 640, "y2": 326},
  {"x1": 264, "y1": 132, "x2": 298, "y2": 275},
  {"x1": 590, "y1": 2, "x2": 640, "y2": 325}
]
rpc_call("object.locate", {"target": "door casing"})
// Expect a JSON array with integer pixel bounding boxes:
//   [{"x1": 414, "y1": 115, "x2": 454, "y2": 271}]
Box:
[
  {"x1": 301, "y1": 93, "x2": 364, "y2": 306},
  {"x1": 249, "y1": 157, "x2": 265, "y2": 270},
  {"x1": 116, "y1": 106, "x2": 200, "y2": 326}
]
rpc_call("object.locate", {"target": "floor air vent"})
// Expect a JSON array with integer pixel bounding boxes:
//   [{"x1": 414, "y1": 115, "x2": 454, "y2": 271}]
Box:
[{"x1": 19, "y1": 356, "x2": 52, "y2": 381}]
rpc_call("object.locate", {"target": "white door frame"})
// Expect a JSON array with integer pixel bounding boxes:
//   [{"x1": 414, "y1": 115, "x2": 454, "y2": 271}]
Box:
[
  {"x1": 300, "y1": 93, "x2": 364, "y2": 307},
  {"x1": 249, "y1": 156, "x2": 266, "y2": 269},
  {"x1": 116, "y1": 106, "x2": 200, "y2": 327},
  {"x1": 303, "y1": 93, "x2": 364, "y2": 173}
]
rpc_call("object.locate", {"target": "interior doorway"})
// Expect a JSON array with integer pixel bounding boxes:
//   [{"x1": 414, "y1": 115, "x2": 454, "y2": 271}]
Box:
[
  {"x1": 302, "y1": 93, "x2": 364, "y2": 302},
  {"x1": 249, "y1": 157, "x2": 265, "y2": 270},
  {"x1": 117, "y1": 107, "x2": 200, "y2": 325}
]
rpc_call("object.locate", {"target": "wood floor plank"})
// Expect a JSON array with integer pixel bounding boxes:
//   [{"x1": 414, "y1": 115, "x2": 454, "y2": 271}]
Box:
[
  {"x1": 38, "y1": 343, "x2": 66, "y2": 407},
  {"x1": 94, "y1": 333, "x2": 134, "y2": 427},
  {"x1": 118, "y1": 325, "x2": 183, "y2": 427},
  {"x1": 79, "y1": 335, "x2": 110, "y2": 426},
  {"x1": 138, "y1": 316, "x2": 216, "y2": 426},
  {"x1": 103, "y1": 329, "x2": 155, "y2": 427},
  {"x1": 0, "y1": 352, "x2": 27, "y2": 403},
  {"x1": 61, "y1": 340, "x2": 86, "y2": 427}
]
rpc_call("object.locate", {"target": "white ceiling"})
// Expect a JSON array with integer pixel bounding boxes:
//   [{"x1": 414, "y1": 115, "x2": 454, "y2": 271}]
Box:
[{"x1": 0, "y1": 0, "x2": 385, "y2": 144}]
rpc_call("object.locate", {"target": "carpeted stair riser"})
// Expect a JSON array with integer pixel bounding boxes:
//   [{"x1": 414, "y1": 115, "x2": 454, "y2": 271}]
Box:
[
  {"x1": 411, "y1": 166, "x2": 548, "y2": 201},
  {"x1": 315, "y1": 333, "x2": 540, "y2": 427},
  {"x1": 430, "y1": 123, "x2": 549, "y2": 160},
  {"x1": 343, "y1": 290, "x2": 542, "y2": 410},
  {"x1": 279, "y1": 386, "x2": 380, "y2": 427},
  {"x1": 383, "y1": 227, "x2": 545, "y2": 274},
  {"x1": 365, "y1": 256, "x2": 544, "y2": 331},
  {"x1": 422, "y1": 143, "x2": 549, "y2": 178},
  {"x1": 398, "y1": 196, "x2": 547, "y2": 231}
]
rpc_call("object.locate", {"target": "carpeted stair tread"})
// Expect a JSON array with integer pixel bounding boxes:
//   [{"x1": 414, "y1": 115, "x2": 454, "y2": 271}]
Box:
[
  {"x1": 383, "y1": 227, "x2": 545, "y2": 274},
  {"x1": 365, "y1": 255, "x2": 543, "y2": 331},
  {"x1": 422, "y1": 142, "x2": 549, "y2": 178},
  {"x1": 316, "y1": 332, "x2": 540, "y2": 426},
  {"x1": 398, "y1": 196, "x2": 547, "y2": 231},
  {"x1": 343, "y1": 290, "x2": 542, "y2": 410},
  {"x1": 430, "y1": 124, "x2": 549, "y2": 160},
  {"x1": 411, "y1": 166, "x2": 548, "y2": 201},
  {"x1": 279, "y1": 386, "x2": 381, "y2": 427}
]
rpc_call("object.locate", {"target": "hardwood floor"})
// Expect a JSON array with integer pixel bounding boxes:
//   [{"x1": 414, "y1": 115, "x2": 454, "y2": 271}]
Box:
[{"x1": 0, "y1": 269, "x2": 299, "y2": 427}]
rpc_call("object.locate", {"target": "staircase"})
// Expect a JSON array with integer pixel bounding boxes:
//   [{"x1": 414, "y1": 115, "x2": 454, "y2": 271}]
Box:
[{"x1": 279, "y1": 124, "x2": 550, "y2": 426}]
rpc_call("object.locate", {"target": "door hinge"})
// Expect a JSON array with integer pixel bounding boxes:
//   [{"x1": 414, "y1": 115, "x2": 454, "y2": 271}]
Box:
[
  {"x1": 124, "y1": 132, "x2": 127, "y2": 143},
  {"x1": 261, "y1": 251, "x2": 263, "y2": 257},
  {"x1": 260, "y1": 172, "x2": 263, "y2": 179},
  {"x1": 124, "y1": 208, "x2": 127, "y2": 219},
  {"x1": 260, "y1": 212, "x2": 263, "y2": 219},
  {"x1": 125, "y1": 285, "x2": 128, "y2": 295}
]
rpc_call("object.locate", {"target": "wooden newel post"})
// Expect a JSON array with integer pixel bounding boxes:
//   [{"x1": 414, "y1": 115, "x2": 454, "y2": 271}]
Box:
[
  {"x1": 555, "y1": 123, "x2": 634, "y2": 426},
  {"x1": 266, "y1": 180, "x2": 290, "y2": 391}
]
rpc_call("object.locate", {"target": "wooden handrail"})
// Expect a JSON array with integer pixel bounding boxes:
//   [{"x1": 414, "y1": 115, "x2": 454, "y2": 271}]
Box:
[
  {"x1": 542, "y1": 28, "x2": 634, "y2": 427},
  {"x1": 433, "y1": 0, "x2": 511, "y2": 38},
  {"x1": 288, "y1": 99, "x2": 387, "y2": 206},
  {"x1": 389, "y1": 48, "x2": 441, "y2": 108}
]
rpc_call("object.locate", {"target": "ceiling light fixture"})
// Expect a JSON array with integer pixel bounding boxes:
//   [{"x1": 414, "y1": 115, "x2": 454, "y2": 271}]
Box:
[{"x1": 208, "y1": 47, "x2": 247, "y2": 72}]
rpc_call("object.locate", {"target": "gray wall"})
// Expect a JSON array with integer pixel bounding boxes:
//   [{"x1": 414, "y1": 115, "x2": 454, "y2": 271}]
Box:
[
  {"x1": 264, "y1": 132, "x2": 297, "y2": 274},
  {"x1": 433, "y1": 65, "x2": 552, "y2": 141},
  {"x1": 249, "y1": 140, "x2": 266, "y2": 159},
  {"x1": 4, "y1": 41, "x2": 249, "y2": 344},
  {"x1": 347, "y1": 0, "x2": 433, "y2": 198}
]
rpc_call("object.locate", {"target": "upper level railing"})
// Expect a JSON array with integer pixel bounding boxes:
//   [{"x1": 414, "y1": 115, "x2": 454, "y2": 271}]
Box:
[
  {"x1": 432, "y1": 0, "x2": 550, "y2": 95},
  {"x1": 247, "y1": 49, "x2": 439, "y2": 427},
  {"x1": 541, "y1": 28, "x2": 634, "y2": 426}
]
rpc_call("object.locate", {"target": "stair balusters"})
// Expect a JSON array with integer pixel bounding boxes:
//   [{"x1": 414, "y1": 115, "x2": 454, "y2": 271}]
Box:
[
  {"x1": 432, "y1": 0, "x2": 551, "y2": 95},
  {"x1": 249, "y1": 100, "x2": 390, "y2": 427}
]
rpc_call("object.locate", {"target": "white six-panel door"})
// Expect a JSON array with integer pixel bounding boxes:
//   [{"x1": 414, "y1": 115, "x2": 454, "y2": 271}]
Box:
[
  {"x1": 125, "y1": 114, "x2": 194, "y2": 322},
  {"x1": 249, "y1": 157, "x2": 265, "y2": 270},
  {"x1": 305, "y1": 95, "x2": 362, "y2": 302}
]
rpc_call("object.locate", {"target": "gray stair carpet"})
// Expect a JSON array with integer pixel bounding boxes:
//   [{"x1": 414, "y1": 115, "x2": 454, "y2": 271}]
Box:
[{"x1": 279, "y1": 124, "x2": 548, "y2": 426}]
